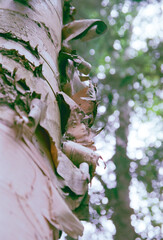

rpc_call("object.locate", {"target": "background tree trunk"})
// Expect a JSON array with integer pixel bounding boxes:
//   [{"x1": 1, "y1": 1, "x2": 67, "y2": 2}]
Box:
[
  {"x1": 96, "y1": 94, "x2": 139, "y2": 239},
  {"x1": 110, "y1": 97, "x2": 138, "y2": 240}
]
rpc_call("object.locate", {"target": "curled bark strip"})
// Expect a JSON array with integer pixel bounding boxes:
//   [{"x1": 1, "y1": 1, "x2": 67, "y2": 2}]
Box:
[
  {"x1": 73, "y1": 56, "x2": 92, "y2": 75},
  {"x1": 62, "y1": 19, "x2": 107, "y2": 42},
  {"x1": 57, "y1": 150, "x2": 89, "y2": 195},
  {"x1": 71, "y1": 69, "x2": 86, "y2": 94},
  {"x1": 28, "y1": 98, "x2": 45, "y2": 133},
  {"x1": 62, "y1": 140, "x2": 101, "y2": 176},
  {"x1": 62, "y1": 59, "x2": 87, "y2": 96},
  {"x1": 57, "y1": 92, "x2": 99, "y2": 150},
  {"x1": 71, "y1": 85, "x2": 96, "y2": 115},
  {"x1": 58, "y1": 50, "x2": 91, "y2": 91},
  {"x1": 47, "y1": 181, "x2": 84, "y2": 239},
  {"x1": 79, "y1": 162, "x2": 90, "y2": 182},
  {"x1": 79, "y1": 75, "x2": 90, "y2": 82}
]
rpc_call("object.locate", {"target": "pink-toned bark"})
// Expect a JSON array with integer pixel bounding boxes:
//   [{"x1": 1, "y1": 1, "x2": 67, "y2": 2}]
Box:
[{"x1": 0, "y1": 1, "x2": 83, "y2": 239}]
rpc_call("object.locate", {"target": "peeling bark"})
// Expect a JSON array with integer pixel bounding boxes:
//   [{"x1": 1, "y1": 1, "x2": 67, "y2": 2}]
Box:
[
  {"x1": 0, "y1": 1, "x2": 107, "y2": 239},
  {"x1": 0, "y1": 0, "x2": 83, "y2": 239}
]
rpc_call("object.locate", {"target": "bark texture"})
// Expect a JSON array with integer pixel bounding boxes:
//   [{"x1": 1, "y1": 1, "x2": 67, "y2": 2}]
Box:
[
  {"x1": 0, "y1": 0, "x2": 83, "y2": 239},
  {"x1": 0, "y1": 1, "x2": 107, "y2": 239}
]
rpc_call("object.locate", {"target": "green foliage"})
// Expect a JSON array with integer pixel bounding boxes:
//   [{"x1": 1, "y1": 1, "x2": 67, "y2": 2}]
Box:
[{"x1": 70, "y1": 0, "x2": 163, "y2": 239}]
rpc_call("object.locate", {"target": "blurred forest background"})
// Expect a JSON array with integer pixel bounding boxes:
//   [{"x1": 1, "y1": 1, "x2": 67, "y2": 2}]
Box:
[{"x1": 62, "y1": 0, "x2": 163, "y2": 239}]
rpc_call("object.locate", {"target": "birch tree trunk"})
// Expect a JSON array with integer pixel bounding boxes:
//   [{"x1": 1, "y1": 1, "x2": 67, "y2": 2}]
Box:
[
  {"x1": 0, "y1": 0, "x2": 107, "y2": 239},
  {"x1": 0, "y1": 0, "x2": 83, "y2": 239}
]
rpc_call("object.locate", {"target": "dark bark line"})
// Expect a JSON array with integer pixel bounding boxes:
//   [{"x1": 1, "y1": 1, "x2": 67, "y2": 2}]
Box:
[
  {"x1": 0, "y1": 32, "x2": 40, "y2": 58},
  {"x1": 0, "y1": 4, "x2": 62, "y2": 65},
  {"x1": 0, "y1": 48, "x2": 42, "y2": 75},
  {"x1": 0, "y1": 13, "x2": 58, "y2": 53},
  {"x1": 0, "y1": 10, "x2": 60, "y2": 83}
]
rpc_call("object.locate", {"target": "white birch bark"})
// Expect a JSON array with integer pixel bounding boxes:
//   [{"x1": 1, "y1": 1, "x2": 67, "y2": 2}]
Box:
[{"x1": 0, "y1": 0, "x2": 83, "y2": 239}]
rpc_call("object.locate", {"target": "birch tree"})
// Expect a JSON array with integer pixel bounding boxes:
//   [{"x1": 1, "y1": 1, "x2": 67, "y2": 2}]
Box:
[{"x1": 0, "y1": 0, "x2": 106, "y2": 239}]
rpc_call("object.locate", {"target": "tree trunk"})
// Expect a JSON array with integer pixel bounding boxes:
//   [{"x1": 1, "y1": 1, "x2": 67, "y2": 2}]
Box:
[
  {"x1": 0, "y1": 1, "x2": 83, "y2": 239},
  {"x1": 110, "y1": 97, "x2": 138, "y2": 240}
]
